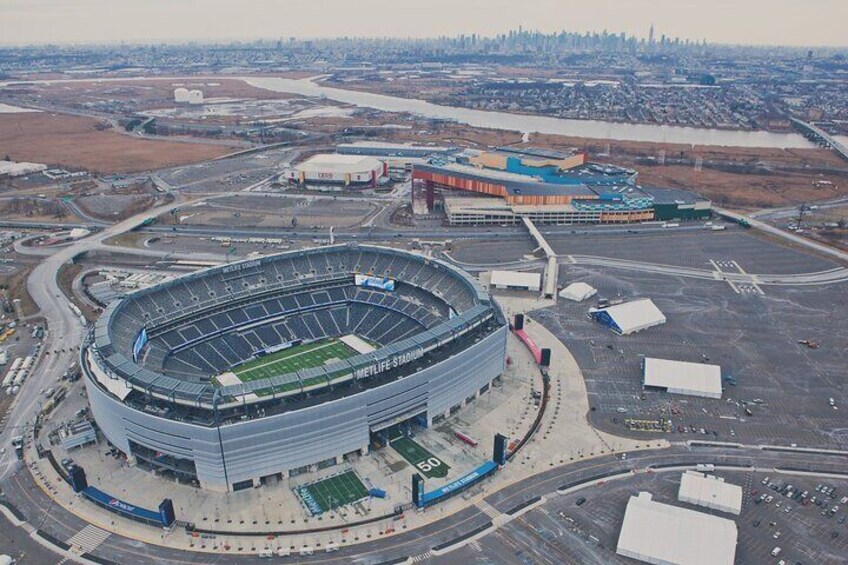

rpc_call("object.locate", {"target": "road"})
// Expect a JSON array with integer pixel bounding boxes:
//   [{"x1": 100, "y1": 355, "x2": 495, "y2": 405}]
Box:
[
  {"x1": 716, "y1": 207, "x2": 848, "y2": 264},
  {"x1": 3, "y1": 444, "x2": 847, "y2": 564}
]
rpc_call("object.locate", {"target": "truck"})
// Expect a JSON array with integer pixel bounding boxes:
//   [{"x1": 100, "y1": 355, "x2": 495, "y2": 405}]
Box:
[{"x1": 11, "y1": 436, "x2": 23, "y2": 460}]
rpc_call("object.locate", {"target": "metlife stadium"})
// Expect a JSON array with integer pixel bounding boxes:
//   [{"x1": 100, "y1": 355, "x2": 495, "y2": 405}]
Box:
[{"x1": 81, "y1": 244, "x2": 508, "y2": 492}]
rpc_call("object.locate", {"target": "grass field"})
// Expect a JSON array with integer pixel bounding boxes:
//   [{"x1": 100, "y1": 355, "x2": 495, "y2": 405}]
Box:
[
  {"x1": 296, "y1": 471, "x2": 369, "y2": 515},
  {"x1": 391, "y1": 436, "x2": 450, "y2": 479},
  {"x1": 234, "y1": 338, "x2": 357, "y2": 382}
]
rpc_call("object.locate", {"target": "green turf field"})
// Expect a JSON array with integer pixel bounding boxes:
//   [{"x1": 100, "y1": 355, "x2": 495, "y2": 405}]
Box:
[
  {"x1": 391, "y1": 436, "x2": 450, "y2": 479},
  {"x1": 234, "y1": 338, "x2": 357, "y2": 382},
  {"x1": 296, "y1": 471, "x2": 369, "y2": 515}
]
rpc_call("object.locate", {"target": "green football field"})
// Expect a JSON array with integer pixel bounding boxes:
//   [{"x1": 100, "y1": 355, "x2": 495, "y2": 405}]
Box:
[
  {"x1": 234, "y1": 338, "x2": 357, "y2": 382},
  {"x1": 391, "y1": 436, "x2": 450, "y2": 479},
  {"x1": 296, "y1": 471, "x2": 369, "y2": 515}
]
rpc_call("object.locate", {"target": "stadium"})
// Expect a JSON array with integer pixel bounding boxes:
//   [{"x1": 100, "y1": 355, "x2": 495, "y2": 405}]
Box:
[{"x1": 81, "y1": 244, "x2": 508, "y2": 492}]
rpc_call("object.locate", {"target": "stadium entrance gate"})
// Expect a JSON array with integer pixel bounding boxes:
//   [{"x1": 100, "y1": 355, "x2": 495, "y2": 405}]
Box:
[{"x1": 369, "y1": 407, "x2": 428, "y2": 448}]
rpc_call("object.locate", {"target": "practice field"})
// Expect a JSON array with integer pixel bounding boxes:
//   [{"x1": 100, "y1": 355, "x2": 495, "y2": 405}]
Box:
[
  {"x1": 296, "y1": 471, "x2": 369, "y2": 515},
  {"x1": 234, "y1": 338, "x2": 357, "y2": 382},
  {"x1": 391, "y1": 436, "x2": 450, "y2": 479}
]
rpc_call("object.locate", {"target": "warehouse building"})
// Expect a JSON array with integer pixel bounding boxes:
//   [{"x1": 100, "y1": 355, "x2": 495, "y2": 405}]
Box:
[
  {"x1": 644, "y1": 187, "x2": 712, "y2": 221},
  {"x1": 282, "y1": 154, "x2": 387, "y2": 187},
  {"x1": 642, "y1": 357, "x2": 723, "y2": 399},
  {"x1": 591, "y1": 299, "x2": 666, "y2": 335},
  {"x1": 678, "y1": 471, "x2": 742, "y2": 515},
  {"x1": 489, "y1": 270, "x2": 542, "y2": 292},
  {"x1": 616, "y1": 492, "x2": 738, "y2": 565}
]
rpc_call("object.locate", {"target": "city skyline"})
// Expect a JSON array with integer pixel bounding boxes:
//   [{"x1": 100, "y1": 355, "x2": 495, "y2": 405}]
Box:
[{"x1": 0, "y1": 0, "x2": 846, "y2": 48}]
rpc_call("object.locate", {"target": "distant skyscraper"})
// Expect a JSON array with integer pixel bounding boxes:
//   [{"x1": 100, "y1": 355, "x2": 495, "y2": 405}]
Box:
[{"x1": 649, "y1": 23, "x2": 655, "y2": 44}]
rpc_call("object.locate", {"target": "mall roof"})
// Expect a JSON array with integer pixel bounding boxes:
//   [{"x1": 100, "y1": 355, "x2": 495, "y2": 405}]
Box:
[
  {"x1": 641, "y1": 186, "x2": 711, "y2": 204},
  {"x1": 643, "y1": 357, "x2": 723, "y2": 399},
  {"x1": 616, "y1": 492, "x2": 738, "y2": 565},
  {"x1": 678, "y1": 471, "x2": 743, "y2": 515}
]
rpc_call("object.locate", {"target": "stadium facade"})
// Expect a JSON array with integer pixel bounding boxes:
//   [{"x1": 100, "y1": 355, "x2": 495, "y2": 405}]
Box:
[{"x1": 82, "y1": 245, "x2": 507, "y2": 492}]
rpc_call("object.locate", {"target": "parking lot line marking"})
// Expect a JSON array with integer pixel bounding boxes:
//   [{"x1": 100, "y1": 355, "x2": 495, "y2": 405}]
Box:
[
  {"x1": 732, "y1": 260, "x2": 765, "y2": 295},
  {"x1": 710, "y1": 259, "x2": 740, "y2": 293}
]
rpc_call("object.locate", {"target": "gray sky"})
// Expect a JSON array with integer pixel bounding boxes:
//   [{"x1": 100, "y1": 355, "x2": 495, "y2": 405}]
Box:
[{"x1": 1, "y1": 0, "x2": 846, "y2": 47}]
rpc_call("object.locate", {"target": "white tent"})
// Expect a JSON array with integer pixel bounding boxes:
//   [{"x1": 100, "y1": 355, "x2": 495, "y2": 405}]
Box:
[
  {"x1": 559, "y1": 282, "x2": 596, "y2": 302},
  {"x1": 490, "y1": 270, "x2": 541, "y2": 292},
  {"x1": 592, "y1": 298, "x2": 666, "y2": 335},
  {"x1": 678, "y1": 471, "x2": 742, "y2": 515},
  {"x1": 616, "y1": 492, "x2": 737, "y2": 565},
  {"x1": 643, "y1": 357, "x2": 722, "y2": 399}
]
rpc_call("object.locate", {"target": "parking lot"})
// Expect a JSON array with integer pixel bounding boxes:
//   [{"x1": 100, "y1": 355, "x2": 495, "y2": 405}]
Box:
[
  {"x1": 443, "y1": 470, "x2": 848, "y2": 565},
  {"x1": 545, "y1": 229, "x2": 838, "y2": 275},
  {"x1": 513, "y1": 227, "x2": 848, "y2": 450}
]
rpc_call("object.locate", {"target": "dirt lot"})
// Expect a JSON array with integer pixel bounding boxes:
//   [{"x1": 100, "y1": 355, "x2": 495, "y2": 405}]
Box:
[
  {"x1": 0, "y1": 265, "x2": 37, "y2": 318},
  {"x1": 2, "y1": 76, "x2": 307, "y2": 110},
  {"x1": 76, "y1": 193, "x2": 159, "y2": 221},
  {"x1": 0, "y1": 112, "x2": 236, "y2": 173}
]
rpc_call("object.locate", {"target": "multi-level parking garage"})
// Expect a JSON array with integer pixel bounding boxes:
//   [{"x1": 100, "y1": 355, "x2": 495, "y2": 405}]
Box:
[{"x1": 81, "y1": 244, "x2": 508, "y2": 492}]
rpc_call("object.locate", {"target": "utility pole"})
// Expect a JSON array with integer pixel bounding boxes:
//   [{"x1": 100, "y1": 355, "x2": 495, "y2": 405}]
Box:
[{"x1": 797, "y1": 202, "x2": 807, "y2": 229}]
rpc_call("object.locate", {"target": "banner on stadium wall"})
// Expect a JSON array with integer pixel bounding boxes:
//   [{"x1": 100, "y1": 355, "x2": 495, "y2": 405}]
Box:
[
  {"x1": 354, "y1": 274, "x2": 396, "y2": 292},
  {"x1": 82, "y1": 485, "x2": 167, "y2": 526},
  {"x1": 132, "y1": 328, "x2": 148, "y2": 362}
]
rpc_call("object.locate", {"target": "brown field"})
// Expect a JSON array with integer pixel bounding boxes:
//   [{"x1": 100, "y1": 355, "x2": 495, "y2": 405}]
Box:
[
  {"x1": 0, "y1": 112, "x2": 237, "y2": 174},
  {"x1": 7, "y1": 77, "x2": 302, "y2": 111}
]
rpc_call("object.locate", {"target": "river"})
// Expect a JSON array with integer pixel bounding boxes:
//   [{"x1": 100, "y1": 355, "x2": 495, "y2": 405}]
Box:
[
  {"x1": 245, "y1": 77, "x2": 816, "y2": 149},
  {"x1": 1, "y1": 74, "x2": 835, "y2": 149}
]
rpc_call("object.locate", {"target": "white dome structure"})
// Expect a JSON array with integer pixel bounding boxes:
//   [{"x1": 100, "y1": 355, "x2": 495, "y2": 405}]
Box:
[
  {"x1": 187, "y1": 89, "x2": 204, "y2": 105},
  {"x1": 173, "y1": 87, "x2": 190, "y2": 103}
]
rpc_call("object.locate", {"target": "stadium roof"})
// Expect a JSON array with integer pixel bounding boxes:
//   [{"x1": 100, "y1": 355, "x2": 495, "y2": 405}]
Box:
[
  {"x1": 643, "y1": 357, "x2": 722, "y2": 399},
  {"x1": 559, "y1": 282, "x2": 596, "y2": 302},
  {"x1": 593, "y1": 298, "x2": 666, "y2": 335},
  {"x1": 616, "y1": 492, "x2": 738, "y2": 565},
  {"x1": 297, "y1": 154, "x2": 383, "y2": 174},
  {"x1": 490, "y1": 270, "x2": 541, "y2": 291},
  {"x1": 678, "y1": 471, "x2": 742, "y2": 515}
]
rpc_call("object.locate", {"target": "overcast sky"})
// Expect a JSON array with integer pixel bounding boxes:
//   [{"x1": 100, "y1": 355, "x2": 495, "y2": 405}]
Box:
[{"x1": 0, "y1": 0, "x2": 845, "y2": 48}]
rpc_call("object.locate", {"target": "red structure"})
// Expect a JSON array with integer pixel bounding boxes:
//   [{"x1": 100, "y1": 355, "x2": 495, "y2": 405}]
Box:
[{"x1": 513, "y1": 328, "x2": 542, "y2": 364}]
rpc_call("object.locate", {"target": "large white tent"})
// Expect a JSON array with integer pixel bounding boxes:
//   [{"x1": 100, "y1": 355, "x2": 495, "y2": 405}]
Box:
[
  {"x1": 591, "y1": 298, "x2": 666, "y2": 335},
  {"x1": 678, "y1": 471, "x2": 742, "y2": 515},
  {"x1": 643, "y1": 357, "x2": 723, "y2": 399},
  {"x1": 616, "y1": 492, "x2": 738, "y2": 565},
  {"x1": 559, "y1": 282, "x2": 596, "y2": 302},
  {"x1": 490, "y1": 270, "x2": 542, "y2": 292}
]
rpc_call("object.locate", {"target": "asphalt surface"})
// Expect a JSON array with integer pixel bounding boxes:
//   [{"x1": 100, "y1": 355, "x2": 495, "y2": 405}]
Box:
[{"x1": 3, "y1": 444, "x2": 848, "y2": 564}]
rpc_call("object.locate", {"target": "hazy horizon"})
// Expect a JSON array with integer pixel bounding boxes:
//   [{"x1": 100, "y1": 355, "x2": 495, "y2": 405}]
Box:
[{"x1": 0, "y1": 0, "x2": 846, "y2": 49}]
